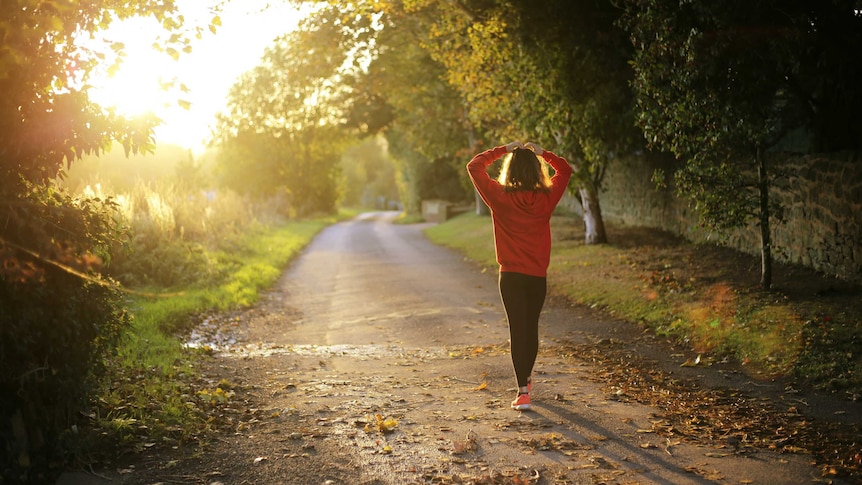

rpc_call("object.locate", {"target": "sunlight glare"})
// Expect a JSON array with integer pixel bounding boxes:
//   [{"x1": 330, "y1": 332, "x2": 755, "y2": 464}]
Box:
[
  {"x1": 87, "y1": 17, "x2": 171, "y2": 118},
  {"x1": 85, "y1": 0, "x2": 308, "y2": 154}
]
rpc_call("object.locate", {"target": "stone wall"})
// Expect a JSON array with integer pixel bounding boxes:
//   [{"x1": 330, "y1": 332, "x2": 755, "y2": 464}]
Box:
[{"x1": 593, "y1": 152, "x2": 862, "y2": 284}]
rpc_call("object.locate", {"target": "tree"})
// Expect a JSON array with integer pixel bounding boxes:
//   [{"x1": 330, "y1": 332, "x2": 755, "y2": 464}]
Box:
[
  {"x1": 211, "y1": 11, "x2": 354, "y2": 216},
  {"x1": 361, "y1": 6, "x2": 478, "y2": 214},
  {"x1": 400, "y1": 0, "x2": 640, "y2": 244},
  {"x1": 268, "y1": 1, "x2": 479, "y2": 216},
  {"x1": 0, "y1": 1, "x2": 219, "y2": 480},
  {"x1": 624, "y1": 0, "x2": 862, "y2": 289},
  {"x1": 790, "y1": 1, "x2": 862, "y2": 152}
]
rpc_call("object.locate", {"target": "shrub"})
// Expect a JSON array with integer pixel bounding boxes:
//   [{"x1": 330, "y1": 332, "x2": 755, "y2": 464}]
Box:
[
  {"x1": 0, "y1": 182, "x2": 133, "y2": 482},
  {"x1": 1, "y1": 274, "x2": 130, "y2": 481},
  {"x1": 99, "y1": 180, "x2": 260, "y2": 288}
]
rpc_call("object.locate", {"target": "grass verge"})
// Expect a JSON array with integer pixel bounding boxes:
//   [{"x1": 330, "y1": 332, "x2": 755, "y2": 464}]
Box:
[
  {"x1": 424, "y1": 212, "x2": 861, "y2": 398},
  {"x1": 86, "y1": 211, "x2": 353, "y2": 460}
]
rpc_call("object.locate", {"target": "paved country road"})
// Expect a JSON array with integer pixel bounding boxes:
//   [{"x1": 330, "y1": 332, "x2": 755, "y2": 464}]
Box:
[{"x1": 60, "y1": 211, "x2": 856, "y2": 485}]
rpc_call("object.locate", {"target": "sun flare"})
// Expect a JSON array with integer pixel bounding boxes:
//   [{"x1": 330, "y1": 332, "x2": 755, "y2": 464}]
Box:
[
  {"x1": 90, "y1": 61, "x2": 173, "y2": 119},
  {"x1": 84, "y1": 1, "x2": 308, "y2": 153}
]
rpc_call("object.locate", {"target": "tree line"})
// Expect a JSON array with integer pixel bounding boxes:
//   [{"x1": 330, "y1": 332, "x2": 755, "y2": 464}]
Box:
[
  {"x1": 211, "y1": 0, "x2": 862, "y2": 290},
  {"x1": 1, "y1": 0, "x2": 860, "y2": 480}
]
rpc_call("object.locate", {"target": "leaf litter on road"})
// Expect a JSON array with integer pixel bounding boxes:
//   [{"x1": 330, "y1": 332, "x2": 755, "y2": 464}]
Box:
[
  {"x1": 516, "y1": 432, "x2": 593, "y2": 455},
  {"x1": 451, "y1": 430, "x2": 479, "y2": 454},
  {"x1": 363, "y1": 413, "x2": 399, "y2": 434},
  {"x1": 559, "y1": 339, "x2": 862, "y2": 480}
]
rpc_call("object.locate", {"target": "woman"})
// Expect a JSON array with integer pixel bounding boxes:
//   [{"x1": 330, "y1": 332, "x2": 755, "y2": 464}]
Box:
[{"x1": 467, "y1": 141, "x2": 572, "y2": 411}]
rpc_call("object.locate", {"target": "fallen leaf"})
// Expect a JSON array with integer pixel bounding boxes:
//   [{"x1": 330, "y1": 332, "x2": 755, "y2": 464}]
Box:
[
  {"x1": 365, "y1": 413, "x2": 398, "y2": 433},
  {"x1": 452, "y1": 430, "x2": 479, "y2": 454},
  {"x1": 681, "y1": 355, "x2": 702, "y2": 367}
]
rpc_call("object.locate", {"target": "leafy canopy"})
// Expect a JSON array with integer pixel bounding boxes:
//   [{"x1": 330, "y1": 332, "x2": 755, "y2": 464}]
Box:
[{"x1": 212, "y1": 4, "x2": 363, "y2": 215}]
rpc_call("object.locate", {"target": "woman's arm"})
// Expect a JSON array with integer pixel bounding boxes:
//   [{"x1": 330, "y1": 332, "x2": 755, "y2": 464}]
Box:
[
  {"x1": 525, "y1": 142, "x2": 572, "y2": 180},
  {"x1": 543, "y1": 150, "x2": 573, "y2": 183},
  {"x1": 525, "y1": 142, "x2": 572, "y2": 202}
]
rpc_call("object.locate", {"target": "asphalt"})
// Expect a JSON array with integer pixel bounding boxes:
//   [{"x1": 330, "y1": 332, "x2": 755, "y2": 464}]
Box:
[{"x1": 58, "y1": 211, "x2": 858, "y2": 484}]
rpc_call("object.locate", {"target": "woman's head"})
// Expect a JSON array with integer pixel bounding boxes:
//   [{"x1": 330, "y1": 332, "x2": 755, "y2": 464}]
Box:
[{"x1": 497, "y1": 148, "x2": 552, "y2": 192}]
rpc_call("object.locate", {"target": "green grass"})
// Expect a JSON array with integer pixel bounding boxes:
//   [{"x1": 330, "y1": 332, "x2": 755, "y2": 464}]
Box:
[
  {"x1": 425, "y1": 212, "x2": 861, "y2": 393},
  {"x1": 92, "y1": 211, "x2": 352, "y2": 453},
  {"x1": 426, "y1": 213, "x2": 677, "y2": 327},
  {"x1": 93, "y1": 206, "x2": 858, "y2": 457},
  {"x1": 423, "y1": 211, "x2": 497, "y2": 264}
]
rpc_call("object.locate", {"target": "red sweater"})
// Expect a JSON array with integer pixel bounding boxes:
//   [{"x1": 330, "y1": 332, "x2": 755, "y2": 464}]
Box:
[{"x1": 467, "y1": 145, "x2": 573, "y2": 277}]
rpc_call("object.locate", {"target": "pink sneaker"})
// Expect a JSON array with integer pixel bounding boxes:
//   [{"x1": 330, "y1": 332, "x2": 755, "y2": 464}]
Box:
[{"x1": 511, "y1": 393, "x2": 531, "y2": 411}]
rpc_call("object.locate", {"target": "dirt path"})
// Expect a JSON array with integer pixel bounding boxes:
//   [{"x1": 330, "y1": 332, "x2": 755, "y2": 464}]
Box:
[{"x1": 60, "y1": 212, "x2": 858, "y2": 484}]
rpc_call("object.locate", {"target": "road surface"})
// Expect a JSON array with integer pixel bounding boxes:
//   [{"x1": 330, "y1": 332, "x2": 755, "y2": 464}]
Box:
[{"x1": 61, "y1": 211, "x2": 851, "y2": 484}]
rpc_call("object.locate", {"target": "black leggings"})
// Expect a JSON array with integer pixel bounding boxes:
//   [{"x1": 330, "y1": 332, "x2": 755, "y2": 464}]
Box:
[{"x1": 498, "y1": 271, "x2": 547, "y2": 388}]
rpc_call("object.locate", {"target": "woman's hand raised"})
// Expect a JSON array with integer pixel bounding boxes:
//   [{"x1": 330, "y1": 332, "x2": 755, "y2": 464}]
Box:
[
  {"x1": 524, "y1": 142, "x2": 544, "y2": 156},
  {"x1": 505, "y1": 141, "x2": 524, "y2": 152}
]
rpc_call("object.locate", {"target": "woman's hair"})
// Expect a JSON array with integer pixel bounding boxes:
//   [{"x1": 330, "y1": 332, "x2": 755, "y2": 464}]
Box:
[{"x1": 497, "y1": 148, "x2": 552, "y2": 192}]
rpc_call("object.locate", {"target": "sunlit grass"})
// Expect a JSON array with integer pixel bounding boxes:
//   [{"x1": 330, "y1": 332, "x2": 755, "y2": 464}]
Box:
[
  {"x1": 395, "y1": 212, "x2": 425, "y2": 224},
  {"x1": 550, "y1": 243, "x2": 656, "y2": 316},
  {"x1": 424, "y1": 212, "x2": 857, "y2": 386},
  {"x1": 124, "y1": 215, "x2": 342, "y2": 354},
  {"x1": 95, "y1": 211, "x2": 352, "y2": 453},
  {"x1": 672, "y1": 297, "x2": 805, "y2": 374},
  {"x1": 423, "y1": 211, "x2": 496, "y2": 264}
]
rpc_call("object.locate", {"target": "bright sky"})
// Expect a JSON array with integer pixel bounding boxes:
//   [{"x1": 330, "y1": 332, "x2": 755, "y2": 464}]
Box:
[{"x1": 87, "y1": 0, "x2": 307, "y2": 154}]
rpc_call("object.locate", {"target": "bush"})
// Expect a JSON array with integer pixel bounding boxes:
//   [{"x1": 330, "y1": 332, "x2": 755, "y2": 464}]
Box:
[
  {"x1": 97, "y1": 180, "x2": 260, "y2": 288},
  {"x1": 0, "y1": 182, "x2": 133, "y2": 482},
  {"x1": 0, "y1": 270, "x2": 131, "y2": 483},
  {"x1": 0, "y1": 171, "x2": 277, "y2": 481}
]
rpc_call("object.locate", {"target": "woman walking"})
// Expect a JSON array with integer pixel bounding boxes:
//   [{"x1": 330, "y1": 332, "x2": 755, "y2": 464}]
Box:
[{"x1": 467, "y1": 141, "x2": 572, "y2": 410}]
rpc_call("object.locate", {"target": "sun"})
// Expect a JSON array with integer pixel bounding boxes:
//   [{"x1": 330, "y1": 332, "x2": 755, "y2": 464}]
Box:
[
  {"x1": 85, "y1": 16, "x2": 179, "y2": 117},
  {"x1": 84, "y1": 6, "x2": 220, "y2": 153},
  {"x1": 90, "y1": 61, "x2": 172, "y2": 119},
  {"x1": 84, "y1": 0, "x2": 309, "y2": 153}
]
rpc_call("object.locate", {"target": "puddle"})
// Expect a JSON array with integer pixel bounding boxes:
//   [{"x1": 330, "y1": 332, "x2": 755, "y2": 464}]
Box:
[
  {"x1": 220, "y1": 343, "x2": 447, "y2": 359},
  {"x1": 184, "y1": 314, "x2": 241, "y2": 351},
  {"x1": 184, "y1": 313, "x2": 501, "y2": 361},
  {"x1": 184, "y1": 315, "x2": 449, "y2": 359}
]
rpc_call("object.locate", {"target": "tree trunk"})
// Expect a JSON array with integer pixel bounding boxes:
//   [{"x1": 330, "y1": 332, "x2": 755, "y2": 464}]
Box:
[
  {"x1": 757, "y1": 146, "x2": 773, "y2": 289},
  {"x1": 579, "y1": 185, "x2": 607, "y2": 245}
]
